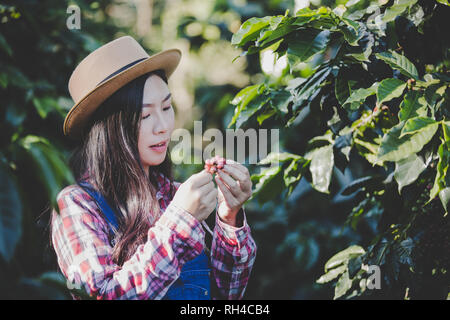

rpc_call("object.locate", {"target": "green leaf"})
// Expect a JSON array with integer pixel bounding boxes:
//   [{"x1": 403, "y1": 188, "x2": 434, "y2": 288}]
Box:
[
  {"x1": 377, "y1": 120, "x2": 439, "y2": 162},
  {"x1": 394, "y1": 154, "x2": 426, "y2": 193},
  {"x1": 283, "y1": 157, "x2": 310, "y2": 195},
  {"x1": 231, "y1": 16, "x2": 272, "y2": 46},
  {"x1": 382, "y1": 0, "x2": 418, "y2": 23},
  {"x1": 436, "y1": 0, "x2": 450, "y2": 6},
  {"x1": 18, "y1": 136, "x2": 74, "y2": 210},
  {"x1": 229, "y1": 84, "x2": 266, "y2": 128},
  {"x1": 0, "y1": 33, "x2": 13, "y2": 57},
  {"x1": 325, "y1": 245, "x2": 365, "y2": 272},
  {"x1": 258, "y1": 152, "x2": 302, "y2": 165},
  {"x1": 256, "y1": 16, "x2": 298, "y2": 49},
  {"x1": 317, "y1": 265, "x2": 347, "y2": 284},
  {"x1": 376, "y1": 51, "x2": 419, "y2": 80},
  {"x1": 0, "y1": 163, "x2": 22, "y2": 262},
  {"x1": 306, "y1": 144, "x2": 334, "y2": 194},
  {"x1": 400, "y1": 117, "x2": 438, "y2": 137},
  {"x1": 335, "y1": 70, "x2": 351, "y2": 105},
  {"x1": 292, "y1": 66, "x2": 332, "y2": 111},
  {"x1": 251, "y1": 165, "x2": 283, "y2": 203},
  {"x1": 236, "y1": 94, "x2": 270, "y2": 128},
  {"x1": 398, "y1": 91, "x2": 428, "y2": 121},
  {"x1": 287, "y1": 29, "x2": 329, "y2": 67},
  {"x1": 32, "y1": 97, "x2": 61, "y2": 119},
  {"x1": 334, "y1": 271, "x2": 352, "y2": 299},
  {"x1": 424, "y1": 84, "x2": 447, "y2": 115},
  {"x1": 339, "y1": 19, "x2": 361, "y2": 46},
  {"x1": 0, "y1": 73, "x2": 8, "y2": 89},
  {"x1": 269, "y1": 89, "x2": 292, "y2": 113},
  {"x1": 341, "y1": 175, "x2": 384, "y2": 195},
  {"x1": 377, "y1": 78, "x2": 406, "y2": 105},
  {"x1": 293, "y1": 7, "x2": 331, "y2": 26},
  {"x1": 343, "y1": 82, "x2": 378, "y2": 110},
  {"x1": 256, "y1": 107, "x2": 277, "y2": 125},
  {"x1": 439, "y1": 187, "x2": 450, "y2": 212},
  {"x1": 429, "y1": 128, "x2": 450, "y2": 203}
]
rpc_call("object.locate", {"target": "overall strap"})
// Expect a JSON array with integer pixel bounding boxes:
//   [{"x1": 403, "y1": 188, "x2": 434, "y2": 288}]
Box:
[{"x1": 78, "y1": 180, "x2": 120, "y2": 231}]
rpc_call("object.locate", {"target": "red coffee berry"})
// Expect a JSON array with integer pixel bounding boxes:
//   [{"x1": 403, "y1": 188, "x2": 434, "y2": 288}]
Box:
[{"x1": 205, "y1": 156, "x2": 226, "y2": 174}]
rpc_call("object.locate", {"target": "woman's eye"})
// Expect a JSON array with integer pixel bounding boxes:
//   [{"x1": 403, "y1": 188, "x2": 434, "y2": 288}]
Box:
[
  {"x1": 163, "y1": 105, "x2": 172, "y2": 111},
  {"x1": 142, "y1": 114, "x2": 150, "y2": 120}
]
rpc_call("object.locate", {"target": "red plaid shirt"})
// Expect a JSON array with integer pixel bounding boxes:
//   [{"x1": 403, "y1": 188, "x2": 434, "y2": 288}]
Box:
[{"x1": 50, "y1": 174, "x2": 257, "y2": 300}]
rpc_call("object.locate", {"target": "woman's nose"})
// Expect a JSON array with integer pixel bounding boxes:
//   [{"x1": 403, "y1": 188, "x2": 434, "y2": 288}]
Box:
[{"x1": 153, "y1": 112, "x2": 169, "y2": 134}]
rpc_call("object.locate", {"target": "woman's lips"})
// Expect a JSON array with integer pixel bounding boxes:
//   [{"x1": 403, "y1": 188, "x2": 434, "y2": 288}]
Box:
[{"x1": 149, "y1": 140, "x2": 168, "y2": 153}]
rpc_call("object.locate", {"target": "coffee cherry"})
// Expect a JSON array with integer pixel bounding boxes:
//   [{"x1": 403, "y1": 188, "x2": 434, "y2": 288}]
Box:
[{"x1": 205, "y1": 156, "x2": 226, "y2": 174}]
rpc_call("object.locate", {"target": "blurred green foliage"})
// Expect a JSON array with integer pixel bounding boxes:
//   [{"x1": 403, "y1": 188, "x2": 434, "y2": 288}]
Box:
[
  {"x1": 230, "y1": 0, "x2": 449, "y2": 299},
  {"x1": 1, "y1": 0, "x2": 448, "y2": 300}
]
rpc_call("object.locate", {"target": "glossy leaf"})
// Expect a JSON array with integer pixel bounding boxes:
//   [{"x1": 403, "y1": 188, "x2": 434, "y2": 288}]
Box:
[
  {"x1": 382, "y1": 0, "x2": 418, "y2": 23},
  {"x1": 229, "y1": 84, "x2": 266, "y2": 128},
  {"x1": 325, "y1": 245, "x2": 365, "y2": 272},
  {"x1": 316, "y1": 265, "x2": 347, "y2": 284},
  {"x1": 429, "y1": 127, "x2": 450, "y2": 203},
  {"x1": 376, "y1": 51, "x2": 419, "y2": 79},
  {"x1": 251, "y1": 166, "x2": 283, "y2": 203},
  {"x1": 287, "y1": 29, "x2": 329, "y2": 67},
  {"x1": 398, "y1": 91, "x2": 428, "y2": 121},
  {"x1": 334, "y1": 271, "x2": 352, "y2": 299},
  {"x1": 18, "y1": 136, "x2": 74, "y2": 211},
  {"x1": 343, "y1": 83, "x2": 378, "y2": 110},
  {"x1": 377, "y1": 121, "x2": 439, "y2": 162},
  {"x1": 292, "y1": 67, "x2": 332, "y2": 111},
  {"x1": 335, "y1": 70, "x2": 351, "y2": 105},
  {"x1": 377, "y1": 78, "x2": 406, "y2": 105},
  {"x1": 394, "y1": 154, "x2": 426, "y2": 193},
  {"x1": 400, "y1": 117, "x2": 438, "y2": 137},
  {"x1": 284, "y1": 157, "x2": 310, "y2": 195},
  {"x1": 439, "y1": 187, "x2": 450, "y2": 212},
  {"x1": 306, "y1": 144, "x2": 334, "y2": 194},
  {"x1": 258, "y1": 152, "x2": 302, "y2": 165},
  {"x1": 256, "y1": 17, "x2": 298, "y2": 49},
  {"x1": 231, "y1": 16, "x2": 272, "y2": 46}
]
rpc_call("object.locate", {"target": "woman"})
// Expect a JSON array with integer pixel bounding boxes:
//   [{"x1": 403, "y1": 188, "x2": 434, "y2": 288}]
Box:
[{"x1": 51, "y1": 36, "x2": 257, "y2": 300}]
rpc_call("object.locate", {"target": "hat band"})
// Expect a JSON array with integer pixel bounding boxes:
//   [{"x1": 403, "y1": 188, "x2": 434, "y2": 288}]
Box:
[{"x1": 96, "y1": 57, "x2": 147, "y2": 86}]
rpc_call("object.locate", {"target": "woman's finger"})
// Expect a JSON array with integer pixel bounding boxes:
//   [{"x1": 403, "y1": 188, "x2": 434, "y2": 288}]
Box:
[
  {"x1": 192, "y1": 170, "x2": 213, "y2": 187},
  {"x1": 198, "y1": 180, "x2": 215, "y2": 195},
  {"x1": 216, "y1": 170, "x2": 241, "y2": 196},
  {"x1": 215, "y1": 175, "x2": 238, "y2": 205},
  {"x1": 224, "y1": 159, "x2": 248, "y2": 175},
  {"x1": 204, "y1": 187, "x2": 218, "y2": 204},
  {"x1": 221, "y1": 164, "x2": 246, "y2": 183},
  {"x1": 221, "y1": 164, "x2": 252, "y2": 192}
]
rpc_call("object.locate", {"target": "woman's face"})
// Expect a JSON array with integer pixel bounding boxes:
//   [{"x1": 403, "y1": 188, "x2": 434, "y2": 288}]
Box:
[{"x1": 138, "y1": 74, "x2": 175, "y2": 174}]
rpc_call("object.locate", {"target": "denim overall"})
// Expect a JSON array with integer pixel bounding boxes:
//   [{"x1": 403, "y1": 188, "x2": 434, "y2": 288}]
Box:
[{"x1": 78, "y1": 181, "x2": 211, "y2": 300}]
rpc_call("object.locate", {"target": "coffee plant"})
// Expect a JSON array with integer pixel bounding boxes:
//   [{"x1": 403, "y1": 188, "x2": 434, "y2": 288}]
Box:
[{"x1": 230, "y1": 0, "x2": 449, "y2": 299}]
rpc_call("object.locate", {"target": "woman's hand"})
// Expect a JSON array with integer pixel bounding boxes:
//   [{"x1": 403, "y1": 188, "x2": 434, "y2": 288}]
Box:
[
  {"x1": 171, "y1": 170, "x2": 217, "y2": 222},
  {"x1": 214, "y1": 159, "x2": 252, "y2": 227}
]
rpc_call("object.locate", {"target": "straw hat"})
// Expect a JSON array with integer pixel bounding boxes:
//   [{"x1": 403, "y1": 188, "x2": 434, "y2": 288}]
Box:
[{"x1": 64, "y1": 35, "x2": 181, "y2": 140}]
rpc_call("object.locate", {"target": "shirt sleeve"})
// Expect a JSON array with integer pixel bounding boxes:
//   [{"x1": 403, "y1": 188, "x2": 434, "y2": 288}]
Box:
[
  {"x1": 51, "y1": 185, "x2": 205, "y2": 300},
  {"x1": 210, "y1": 207, "x2": 257, "y2": 300}
]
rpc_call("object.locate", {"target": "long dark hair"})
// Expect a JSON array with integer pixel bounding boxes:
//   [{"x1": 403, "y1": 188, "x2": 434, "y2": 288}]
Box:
[{"x1": 68, "y1": 69, "x2": 175, "y2": 266}]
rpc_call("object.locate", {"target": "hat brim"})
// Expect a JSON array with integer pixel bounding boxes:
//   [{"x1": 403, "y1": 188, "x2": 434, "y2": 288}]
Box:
[{"x1": 63, "y1": 48, "x2": 181, "y2": 140}]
